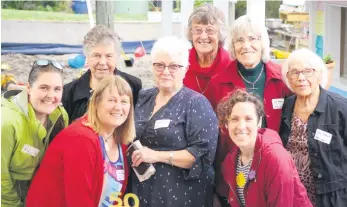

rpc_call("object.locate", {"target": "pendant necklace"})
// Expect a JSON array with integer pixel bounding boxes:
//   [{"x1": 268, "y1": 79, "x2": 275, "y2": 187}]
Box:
[
  {"x1": 196, "y1": 76, "x2": 211, "y2": 94},
  {"x1": 103, "y1": 134, "x2": 113, "y2": 151},
  {"x1": 237, "y1": 66, "x2": 264, "y2": 90}
]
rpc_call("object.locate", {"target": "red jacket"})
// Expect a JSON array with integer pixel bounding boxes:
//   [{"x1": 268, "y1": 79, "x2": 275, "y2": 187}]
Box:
[
  {"x1": 211, "y1": 60, "x2": 292, "y2": 197},
  {"x1": 183, "y1": 47, "x2": 232, "y2": 104},
  {"x1": 222, "y1": 129, "x2": 312, "y2": 207},
  {"x1": 26, "y1": 117, "x2": 129, "y2": 207}
]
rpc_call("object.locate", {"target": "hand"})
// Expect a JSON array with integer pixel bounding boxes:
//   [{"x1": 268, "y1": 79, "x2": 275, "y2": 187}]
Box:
[{"x1": 131, "y1": 147, "x2": 158, "y2": 167}]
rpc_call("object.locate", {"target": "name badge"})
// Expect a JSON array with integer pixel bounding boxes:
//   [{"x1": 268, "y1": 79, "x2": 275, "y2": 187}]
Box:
[
  {"x1": 314, "y1": 129, "x2": 332, "y2": 144},
  {"x1": 272, "y1": 98, "x2": 284, "y2": 109},
  {"x1": 154, "y1": 119, "x2": 171, "y2": 129},
  {"x1": 21, "y1": 144, "x2": 39, "y2": 157},
  {"x1": 116, "y1": 169, "x2": 125, "y2": 181}
]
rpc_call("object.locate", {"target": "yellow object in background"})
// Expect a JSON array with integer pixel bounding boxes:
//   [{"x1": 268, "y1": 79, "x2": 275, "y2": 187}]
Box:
[
  {"x1": 1, "y1": 74, "x2": 17, "y2": 90},
  {"x1": 272, "y1": 49, "x2": 291, "y2": 59}
]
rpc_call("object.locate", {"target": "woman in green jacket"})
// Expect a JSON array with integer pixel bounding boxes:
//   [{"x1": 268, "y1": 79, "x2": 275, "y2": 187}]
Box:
[{"x1": 1, "y1": 60, "x2": 69, "y2": 207}]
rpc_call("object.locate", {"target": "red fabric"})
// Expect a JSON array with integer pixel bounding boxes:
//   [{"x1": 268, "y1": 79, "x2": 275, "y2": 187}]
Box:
[
  {"x1": 222, "y1": 129, "x2": 312, "y2": 207},
  {"x1": 183, "y1": 47, "x2": 232, "y2": 104},
  {"x1": 209, "y1": 60, "x2": 292, "y2": 198},
  {"x1": 26, "y1": 117, "x2": 129, "y2": 207}
]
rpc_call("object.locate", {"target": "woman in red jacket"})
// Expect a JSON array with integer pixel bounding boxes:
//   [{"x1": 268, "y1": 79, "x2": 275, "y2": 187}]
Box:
[
  {"x1": 216, "y1": 89, "x2": 312, "y2": 207},
  {"x1": 26, "y1": 75, "x2": 135, "y2": 207},
  {"x1": 183, "y1": 4, "x2": 231, "y2": 103}
]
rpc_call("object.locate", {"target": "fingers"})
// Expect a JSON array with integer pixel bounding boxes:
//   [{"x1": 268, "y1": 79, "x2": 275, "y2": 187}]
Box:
[{"x1": 131, "y1": 150, "x2": 143, "y2": 167}]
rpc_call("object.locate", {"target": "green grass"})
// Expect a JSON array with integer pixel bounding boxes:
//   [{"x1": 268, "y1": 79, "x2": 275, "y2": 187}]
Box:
[{"x1": 1, "y1": 9, "x2": 148, "y2": 21}]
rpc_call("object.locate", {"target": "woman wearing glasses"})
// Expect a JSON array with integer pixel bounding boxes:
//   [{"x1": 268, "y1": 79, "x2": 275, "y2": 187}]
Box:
[
  {"x1": 183, "y1": 4, "x2": 231, "y2": 104},
  {"x1": 1, "y1": 59, "x2": 68, "y2": 207},
  {"x1": 280, "y1": 49, "x2": 347, "y2": 207},
  {"x1": 130, "y1": 36, "x2": 218, "y2": 207}
]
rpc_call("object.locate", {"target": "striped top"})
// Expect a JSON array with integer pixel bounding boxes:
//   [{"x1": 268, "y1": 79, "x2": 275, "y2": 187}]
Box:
[{"x1": 236, "y1": 154, "x2": 253, "y2": 206}]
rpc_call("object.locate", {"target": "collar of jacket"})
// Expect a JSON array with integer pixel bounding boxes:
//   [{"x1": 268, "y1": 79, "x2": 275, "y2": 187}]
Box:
[
  {"x1": 216, "y1": 60, "x2": 283, "y2": 85},
  {"x1": 222, "y1": 129, "x2": 267, "y2": 198},
  {"x1": 72, "y1": 68, "x2": 119, "y2": 103},
  {"x1": 281, "y1": 85, "x2": 327, "y2": 130}
]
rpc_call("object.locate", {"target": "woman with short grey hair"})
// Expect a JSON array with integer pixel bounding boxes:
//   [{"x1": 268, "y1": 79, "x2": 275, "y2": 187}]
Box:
[
  {"x1": 208, "y1": 15, "x2": 293, "y2": 206},
  {"x1": 183, "y1": 3, "x2": 231, "y2": 105},
  {"x1": 280, "y1": 48, "x2": 347, "y2": 207},
  {"x1": 131, "y1": 36, "x2": 218, "y2": 207}
]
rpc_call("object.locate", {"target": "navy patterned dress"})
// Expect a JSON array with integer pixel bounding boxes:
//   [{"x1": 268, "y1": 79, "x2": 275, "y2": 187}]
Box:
[{"x1": 131, "y1": 87, "x2": 218, "y2": 207}]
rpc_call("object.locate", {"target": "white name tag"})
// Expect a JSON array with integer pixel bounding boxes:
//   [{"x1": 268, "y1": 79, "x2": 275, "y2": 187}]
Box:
[
  {"x1": 154, "y1": 119, "x2": 171, "y2": 129},
  {"x1": 314, "y1": 129, "x2": 332, "y2": 144},
  {"x1": 116, "y1": 169, "x2": 125, "y2": 181},
  {"x1": 21, "y1": 144, "x2": 39, "y2": 157},
  {"x1": 272, "y1": 98, "x2": 284, "y2": 109}
]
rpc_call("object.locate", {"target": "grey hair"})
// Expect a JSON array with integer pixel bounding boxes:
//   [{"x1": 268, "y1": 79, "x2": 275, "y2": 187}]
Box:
[
  {"x1": 281, "y1": 48, "x2": 328, "y2": 91},
  {"x1": 186, "y1": 3, "x2": 228, "y2": 46},
  {"x1": 28, "y1": 63, "x2": 63, "y2": 86},
  {"x1": 229, "y1": 15, "x2": 270, "y2": 62},
  {"x1": 151, "y1": 36, "x2": 190, "y2": 68},
  {"x1": 83, "y1": 25, "x2": 122, "y2": 57}
]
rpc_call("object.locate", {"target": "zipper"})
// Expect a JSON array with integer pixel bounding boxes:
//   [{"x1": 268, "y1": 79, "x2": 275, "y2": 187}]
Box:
[{"x1": 228, "y1": 183, "x2": 242, "y2": 206}]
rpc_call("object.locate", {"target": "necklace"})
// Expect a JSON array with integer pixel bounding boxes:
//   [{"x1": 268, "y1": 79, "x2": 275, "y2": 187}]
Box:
[
  {"x1": 196, "y1": 76, "x2": 210, "y2": 94},
  {"x1": 103, "y1": 134, "x2": 113, "y2": 152},
  {"x1": 237, "y1": 66, "x2": 264, "y2": 90}
]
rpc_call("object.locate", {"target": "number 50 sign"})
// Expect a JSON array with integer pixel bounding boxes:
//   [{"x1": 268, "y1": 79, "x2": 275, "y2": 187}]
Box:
[{"x1": 108, "y1": 192, "x2": 139, "y2": 207}]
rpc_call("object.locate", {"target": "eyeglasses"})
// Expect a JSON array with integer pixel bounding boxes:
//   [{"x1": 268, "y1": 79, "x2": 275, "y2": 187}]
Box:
[
  {"x1": 234, "y1": 36, "x2": 260, "y2": 47},
  {"x1": 287, "y1": 68, "x2": 316, "y2": 79},
  {"x1": 191, "y1": 27, "x2": 217, "y2": 36},
  {"x1": 33, "y1": 59, "x2": 63, "y2": 70},
  {"x1": 152, "y1": 63, "x2": 184, "y2": 73}
]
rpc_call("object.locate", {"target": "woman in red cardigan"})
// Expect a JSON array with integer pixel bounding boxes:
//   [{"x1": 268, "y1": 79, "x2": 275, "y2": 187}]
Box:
[
  {"x1": 26, "y1": 75, "x2": 135, "y2": 207},
  {"x1": 183, "y1": 4, "x2": 232, "y2": 103},
  {"x1": 217, "y1": 89, "x2": 312, "y2": 207}
]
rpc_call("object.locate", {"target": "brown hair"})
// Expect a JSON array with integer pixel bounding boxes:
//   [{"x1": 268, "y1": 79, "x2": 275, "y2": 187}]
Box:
[
  {"x1": 217, "y1": 89, "x2": 264, "y2": 126},
  {"x1": 84, "y1": 75, "x2": 135, "y2": 144}
]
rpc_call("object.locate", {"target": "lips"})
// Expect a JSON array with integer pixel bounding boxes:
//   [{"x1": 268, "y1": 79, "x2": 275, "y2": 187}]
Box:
[{"x1": 241, "y1": 51, "x2": 255, "y2": 55}]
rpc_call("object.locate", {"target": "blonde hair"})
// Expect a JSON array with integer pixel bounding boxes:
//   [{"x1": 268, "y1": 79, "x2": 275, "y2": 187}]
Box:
[
  {"x1": 84, "y1": 75, "x2": 135, "y2": 144},
  {"x1": 229, "y1": 15, "x2": 270, "y2": 62}
]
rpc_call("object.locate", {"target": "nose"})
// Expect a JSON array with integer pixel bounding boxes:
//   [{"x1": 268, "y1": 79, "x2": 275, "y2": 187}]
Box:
[
  {"x1": 99, "y1": 55, "x2": 107, "y2": 65},
  {"x1": 297, "y1": 72, "x2": 306, "y2": 81},
  {"x1": 237, "y1": 119, "x2": 246, "y2": 130},
  {"x1": 113, "y1": 101, "x2": 122, "y2": 110},
  {"x1": 162, "y1": 66, "x2": 171, "y2": 75},
  {"x1": 199, "y1": 30, "x2": 209, "y2": 39}
]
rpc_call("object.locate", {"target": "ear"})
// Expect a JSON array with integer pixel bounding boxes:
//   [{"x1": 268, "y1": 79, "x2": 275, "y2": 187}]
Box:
[
  {"x1": 26, "y1": 83, "x2": 31, "y2": 94},
  {"x1": 225, "y1": 124, "x2": 228, "y2": 129},
  {"x1": 257, "y1": 117, "x2": 262, "y2": 128}
]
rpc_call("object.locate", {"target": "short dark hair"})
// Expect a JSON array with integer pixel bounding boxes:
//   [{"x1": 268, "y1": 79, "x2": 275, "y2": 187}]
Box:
[
  {"x1": 28, "y1": 64, "x2": 63, "y2": 86},
  {"x1": 217, "y1": 89, "x2": 264, "y2": 126}
]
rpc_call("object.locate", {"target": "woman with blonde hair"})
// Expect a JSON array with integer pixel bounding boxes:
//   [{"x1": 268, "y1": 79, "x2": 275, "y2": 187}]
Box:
[{"x1": 26, "y1": 75, "x2": 135, "y2": 207}]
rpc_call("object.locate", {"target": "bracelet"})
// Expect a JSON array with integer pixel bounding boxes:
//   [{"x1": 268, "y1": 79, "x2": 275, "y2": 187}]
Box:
[{"x1": 169, "y1": 151, "x2": 174, "y2": 166}]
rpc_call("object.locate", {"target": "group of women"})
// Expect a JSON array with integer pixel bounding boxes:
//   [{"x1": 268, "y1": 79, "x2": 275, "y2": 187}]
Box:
[{"x1": 2, "y1": 3, "x2": 347, "y2": 207}]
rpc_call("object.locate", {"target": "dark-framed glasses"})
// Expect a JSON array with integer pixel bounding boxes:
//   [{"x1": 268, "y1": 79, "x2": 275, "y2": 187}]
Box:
[
  {"x1": 152, "y1": 63, "x2": 184, "y2": 73},
  {"x1": 33, "y1": 59, "x2": 63, "y2": 71},
  {"x1": 234, "y1": 36, "x2": 260, "y2": 47},
  {"x1": 287, "y1": 68, "x2": 316, "y2": 79},
  {"x1": 191, "y1": 27, "x2": 217, "y2": 36}
]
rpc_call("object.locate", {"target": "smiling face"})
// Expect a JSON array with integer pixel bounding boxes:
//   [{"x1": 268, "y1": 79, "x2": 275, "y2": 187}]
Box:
[
  {"x1": 287, "y1": 60, "x2": 321, "y2": 97},
  {"x1": 226, "y1": 102, "x2": 260, "y2": 150},
  {"x1": 233, "y1": 32, "x2": 262, "y2": 69},
  {"x1": 28, "y1": 72, "x2": 63, "y2": 116},
  {"x1": 87, "y1": 42, "x2": 117, "y2": 80},
  {"x1": 191, "y1": 21, "x2": 219, "y2": 57},
  {"x1": 96, "y1": 86, "x2": 131, "y2": 132},
  {"x1": 152, "y1": 51, "x2": 186, "y2": 92}
]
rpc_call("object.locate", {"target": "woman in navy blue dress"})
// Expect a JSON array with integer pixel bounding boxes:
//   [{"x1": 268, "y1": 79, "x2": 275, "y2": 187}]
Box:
[{"x1": 130, "y1": 36, "x2": 218, "y2": 207}]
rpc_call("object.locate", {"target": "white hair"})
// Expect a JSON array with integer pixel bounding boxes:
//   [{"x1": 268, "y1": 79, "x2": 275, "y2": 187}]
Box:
[
  {"x1": 228, "y1": 15, "x2": 270, "y2": 62},
  {"x1": 281, "y1": 48, "x2": 328, "y2": 91},
  {"x1": 151, "y1": 36, "x2": 190, "y2": 68}
]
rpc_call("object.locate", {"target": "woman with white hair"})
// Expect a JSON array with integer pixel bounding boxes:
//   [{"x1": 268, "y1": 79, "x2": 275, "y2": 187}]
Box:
[
  {"x1": 279, "y1": 48, "x2": 347, "y2": 207},
  {"x1": 183, "y1": 4, "x2": 231, "y2": 104},
  {"x1": 208, "y1": 15, "x2": 293, "y2": 205},
  {"x1": 130, "y1": 36, "x2": 218, "y2": 207}
]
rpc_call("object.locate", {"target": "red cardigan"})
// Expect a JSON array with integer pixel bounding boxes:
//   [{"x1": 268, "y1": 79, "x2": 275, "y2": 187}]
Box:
[
  {"x1": 183, "y1": 47, "x2": 231, "y2": 104},
  {"x1": 209, "y1": 60, "x2": 292, "y2": 198},
  {"x1": 222, "y1": 129, "x2": 312, "y2": 207},
  {"x1": 26, "y1": 117, "x2": 129, "y2": 207}
]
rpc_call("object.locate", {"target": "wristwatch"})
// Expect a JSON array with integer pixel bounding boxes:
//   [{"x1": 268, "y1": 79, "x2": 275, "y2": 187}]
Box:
[{"x1": 169, "y1": 151, "x2": 174, "y2": 165}]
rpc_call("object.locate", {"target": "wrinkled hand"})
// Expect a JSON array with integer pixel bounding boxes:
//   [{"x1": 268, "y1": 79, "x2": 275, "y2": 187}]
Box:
[{"x1": 131, "y1": 147, "x2": 158, "y2": 167}]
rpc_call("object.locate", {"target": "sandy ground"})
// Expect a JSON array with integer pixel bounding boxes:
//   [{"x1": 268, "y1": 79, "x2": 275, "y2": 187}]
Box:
[{"x1": 1, "y1": 53, "x2": 155, "y2": 89}]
